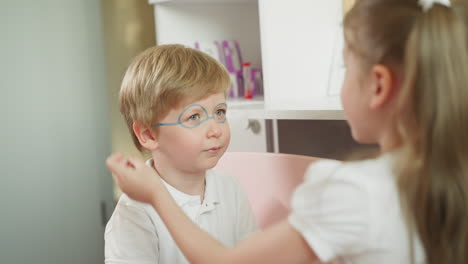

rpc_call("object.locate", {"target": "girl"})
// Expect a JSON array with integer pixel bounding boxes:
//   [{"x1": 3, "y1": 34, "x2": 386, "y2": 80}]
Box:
[{"x1": 106, "y1": 0, "x2": 468, "y2": 263}]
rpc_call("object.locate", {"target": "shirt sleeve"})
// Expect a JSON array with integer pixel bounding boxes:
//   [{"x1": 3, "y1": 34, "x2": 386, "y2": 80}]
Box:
[
  {"x1": 105, "y1": 197, "x2": 159, "y2": 264},
  {"x1": 288, "y1": 160, "x2": 370, "y2": 262}
]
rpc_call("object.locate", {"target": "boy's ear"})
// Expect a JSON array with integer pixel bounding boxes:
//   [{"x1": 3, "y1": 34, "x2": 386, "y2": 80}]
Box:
[
  {"x1": 133, "y1": 121, "x2": 159, "y2": 151},
  {"x1": 369, "y1": 64, "x2": 395, "y2": 110}
]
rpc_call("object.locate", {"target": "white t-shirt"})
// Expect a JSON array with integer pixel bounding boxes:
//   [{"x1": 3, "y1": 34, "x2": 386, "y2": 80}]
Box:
[
  {"x1": 105, "y1": 169, "x2": 258, "y2": 264},
  {"x1": 289, "y1": 154, "x2": 425, "y2": 264}
]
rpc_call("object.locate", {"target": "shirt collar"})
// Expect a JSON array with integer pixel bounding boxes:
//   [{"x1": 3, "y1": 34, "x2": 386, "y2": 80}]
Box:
[
  {"x1": 204, "y1": 170, "x2": 220, "y2": 205},
  {"x1": 198, "y1": 170, "x2": 220, "y2": 214},
  {"x1": 145, "y1": 159, "x2": 219, "y2": 209}
]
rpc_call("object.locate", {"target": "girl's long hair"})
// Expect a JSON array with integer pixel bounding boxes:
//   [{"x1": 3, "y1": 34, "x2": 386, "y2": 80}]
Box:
[{"x1": 345, "y1": 1, "x2": 468, "y2": 263}]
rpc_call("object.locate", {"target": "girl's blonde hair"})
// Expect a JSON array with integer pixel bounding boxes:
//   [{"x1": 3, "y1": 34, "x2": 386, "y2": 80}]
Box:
[
  {"x1": 345, "y1": 0, "x2": 468, "y2": 263},
  {"x1": 119, "y1": 44, "x2": 230, "y2": 151}
]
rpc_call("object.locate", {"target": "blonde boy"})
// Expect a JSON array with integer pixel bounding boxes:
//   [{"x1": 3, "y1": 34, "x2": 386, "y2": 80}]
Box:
[{"x1": 104, "y1": 45, "x2": 257, "y2": 264}]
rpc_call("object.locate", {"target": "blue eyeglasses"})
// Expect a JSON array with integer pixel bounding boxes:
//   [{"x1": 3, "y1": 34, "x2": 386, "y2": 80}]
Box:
[{"x1": 155, "y1": 103, "x2": 227, "y2": 129}]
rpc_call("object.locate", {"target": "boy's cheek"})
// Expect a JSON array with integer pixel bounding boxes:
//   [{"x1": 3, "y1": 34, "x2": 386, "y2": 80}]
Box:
[
  {"x1": 223, "y1": 127, "x2": 231, "y2": 143},
  {"x1": 224, "y1": 135, "x2": 231, "y2": 149}
]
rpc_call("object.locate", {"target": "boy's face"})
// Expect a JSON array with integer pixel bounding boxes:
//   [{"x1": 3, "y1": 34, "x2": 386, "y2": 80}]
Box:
[{"x1": 155, "y1": 92, "x2": 230, "y2": 173}]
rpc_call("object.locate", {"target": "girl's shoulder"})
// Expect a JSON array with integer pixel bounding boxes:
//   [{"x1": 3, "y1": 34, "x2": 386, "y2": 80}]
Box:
[
  {"x1": 304, "y1": 153, "x2": 395, "y2": 188},
  {"x1": 289, "y1": 156, "x2": 397, "y2": 262}
]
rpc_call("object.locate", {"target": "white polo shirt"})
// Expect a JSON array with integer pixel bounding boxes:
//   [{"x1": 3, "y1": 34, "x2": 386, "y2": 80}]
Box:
[{"x1": 105, "y1": 168, "x2": 258, "y2": 264}]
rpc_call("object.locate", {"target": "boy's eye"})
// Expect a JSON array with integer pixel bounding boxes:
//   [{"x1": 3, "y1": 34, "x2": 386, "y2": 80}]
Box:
[
  {"x1": 188, "y1": 114, "x2": 200, "y2": 121},
  {"x1": 215, "y1": 109, "x2": 226, "y2": 117}
]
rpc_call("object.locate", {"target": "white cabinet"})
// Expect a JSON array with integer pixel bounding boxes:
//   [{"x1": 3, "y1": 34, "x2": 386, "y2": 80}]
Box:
[
  {"x1": 226, "y1": 117, "x2": 269, "y2": 152},
  {"x1": 150, "y1": 0, "x2": 269, "y2": 152},
  {"x1": 149, "y1": 0, "x2": 346, "y2": 120},
  {"x1": 149, "y1": 0, "x2": 349, "y2": 153},
  {"x1": 260, "y1": 0, "x2": 344, "y2": 112},
  {"x1": 151, "y1": 0, "x2": 262, "y2": 69}
]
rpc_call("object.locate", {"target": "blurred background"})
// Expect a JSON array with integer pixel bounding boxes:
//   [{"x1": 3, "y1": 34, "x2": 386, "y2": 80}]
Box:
[{"x1": 1, "y1": 0, "x2": 154, "y2": 263}]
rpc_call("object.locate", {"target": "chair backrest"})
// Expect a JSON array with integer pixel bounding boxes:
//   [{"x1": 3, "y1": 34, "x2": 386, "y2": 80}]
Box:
[{"x1": 214, "y1": 152, "x2": 319, "y2": 229}]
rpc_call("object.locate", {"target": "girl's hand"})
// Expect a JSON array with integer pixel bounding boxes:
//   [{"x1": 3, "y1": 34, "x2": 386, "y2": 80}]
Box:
[{"x1": 106, "y1": 153, "x2": 162, "y2": 204}]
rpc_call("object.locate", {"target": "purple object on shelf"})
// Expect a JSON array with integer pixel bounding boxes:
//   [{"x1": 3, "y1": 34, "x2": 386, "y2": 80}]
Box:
[
  {"x1": 222, "y1": 40, "x2": 243, "y2": 74},
  {"x1": 195, "y1": 40, "x2": 255, "y2": 98},
  {"x1": 251, "y1": 68, "x2": 263, "y2": 96},
  {"x1": 194, "y1": 41, "x2": 225, "y2": 65},
  {"x1": 228, "y1": 72, "x2": 244, "y2": 98}
]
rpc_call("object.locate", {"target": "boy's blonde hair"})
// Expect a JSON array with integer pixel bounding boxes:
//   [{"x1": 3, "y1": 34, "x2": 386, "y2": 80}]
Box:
[
  {"x1": 345, "y1": 1, "x2": 468, "y2": 263},
  {"x1": 119, "y1": 44, "x2": 230, "y2": 151}
]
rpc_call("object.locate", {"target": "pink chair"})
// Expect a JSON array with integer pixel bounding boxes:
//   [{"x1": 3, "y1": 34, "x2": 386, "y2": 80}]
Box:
[{"x1": 214, "y1": 152, "x2": 319, "y2": 229}]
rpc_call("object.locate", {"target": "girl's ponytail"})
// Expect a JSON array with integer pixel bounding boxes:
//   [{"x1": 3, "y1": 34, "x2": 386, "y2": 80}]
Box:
[{"x1": 397, "y1": 3, "x2": 468, "y2": 264}]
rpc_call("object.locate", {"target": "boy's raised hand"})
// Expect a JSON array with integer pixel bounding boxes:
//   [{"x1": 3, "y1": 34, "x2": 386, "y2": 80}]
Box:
[{"x1": 106, "y1": 153, "x2": 162, "y2": 204}]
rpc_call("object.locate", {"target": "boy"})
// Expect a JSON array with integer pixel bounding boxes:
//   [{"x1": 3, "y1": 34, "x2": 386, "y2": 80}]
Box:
[{"x1": 104, "y1": 44, "x2": 258, "y2": 264}]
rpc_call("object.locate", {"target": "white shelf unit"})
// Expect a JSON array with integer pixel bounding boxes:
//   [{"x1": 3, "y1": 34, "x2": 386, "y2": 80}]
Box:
[
  {"x1": 149, "y1": 0, "x2": 346, "y2": 120},
  {"x1": 151, "y1": 0, "x2": 261, "y2": 69},
  {"x1": 228, "y1": 97, "x2": 344, "y2": 120}
]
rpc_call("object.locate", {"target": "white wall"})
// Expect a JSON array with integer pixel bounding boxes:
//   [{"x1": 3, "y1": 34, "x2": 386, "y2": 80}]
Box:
[{"x1": 0, "y1": 0, "x2": 113, "y2": 263}]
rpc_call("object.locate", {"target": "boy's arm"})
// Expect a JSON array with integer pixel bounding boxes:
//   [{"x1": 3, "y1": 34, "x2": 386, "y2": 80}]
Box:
[
  {"x1": 105, "y1": 200, "x2": 159, "y2": 264},
  {"x1": 106, "y1": 153, "x2": 319, "y2": 264}
]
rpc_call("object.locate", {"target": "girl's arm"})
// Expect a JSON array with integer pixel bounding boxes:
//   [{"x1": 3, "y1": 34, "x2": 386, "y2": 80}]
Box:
[{"x1": 106, "y1": 153, "x2": 319, "y2": 264}]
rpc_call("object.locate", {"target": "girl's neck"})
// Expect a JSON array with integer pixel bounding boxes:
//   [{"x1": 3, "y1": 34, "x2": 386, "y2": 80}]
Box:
[{"x1": 379, "y1": 127, "x2": 402, "y2": 153}]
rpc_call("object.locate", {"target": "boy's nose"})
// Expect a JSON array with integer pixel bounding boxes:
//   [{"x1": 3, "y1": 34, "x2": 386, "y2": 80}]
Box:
[{"x1": 206, "y1": 120, "x2": 222, "y2": 138}]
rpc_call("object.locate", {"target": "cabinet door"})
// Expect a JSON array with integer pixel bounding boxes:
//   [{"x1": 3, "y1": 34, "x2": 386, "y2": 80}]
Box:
[
  {"x1": 227, "y1": 116, "x2": 268, "y2": 152},
  {"x1": 259, "y1": 0, "x2": 344, "y2": 111}
]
